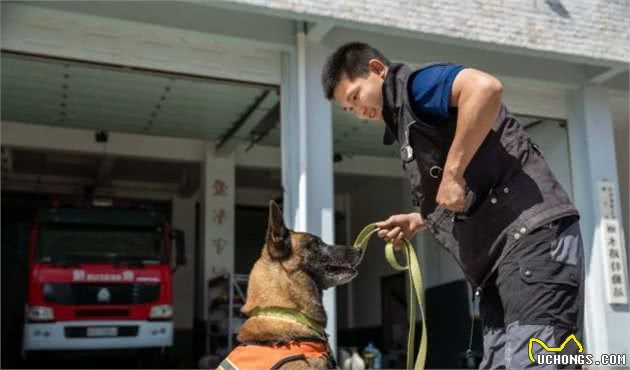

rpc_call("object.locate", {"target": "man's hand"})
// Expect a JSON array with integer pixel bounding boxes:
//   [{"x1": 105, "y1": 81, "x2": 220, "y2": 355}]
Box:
[
  {"x1": 435, "y1": 174, "x2": 467, "y2": 211},
  {"x1": 375, "y1": 212, "x2": 425, "y2": 248}
]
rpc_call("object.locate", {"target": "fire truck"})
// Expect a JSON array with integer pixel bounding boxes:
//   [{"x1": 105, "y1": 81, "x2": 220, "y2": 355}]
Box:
[{"x1": 21, "y1": 201, "x2": 186, "y2": 357}]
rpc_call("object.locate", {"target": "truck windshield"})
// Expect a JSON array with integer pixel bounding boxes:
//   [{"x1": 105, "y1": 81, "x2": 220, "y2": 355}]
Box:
[{"x1": 36, "y1": 223, "x2": 165, "y2": 264}]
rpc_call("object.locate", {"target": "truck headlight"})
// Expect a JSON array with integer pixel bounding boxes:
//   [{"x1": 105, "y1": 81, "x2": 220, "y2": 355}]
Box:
[
  {"x1": 149, "y1": 304, "x2": 173, "y2": 320},
  {"x1": 26, "y1": 305, "x2": 54, "y2": 322}
]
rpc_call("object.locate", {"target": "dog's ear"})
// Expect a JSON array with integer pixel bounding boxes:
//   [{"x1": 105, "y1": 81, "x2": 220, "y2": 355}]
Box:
[{"x1": 266, "y1": 200, "x2": 290, "y2": 259}]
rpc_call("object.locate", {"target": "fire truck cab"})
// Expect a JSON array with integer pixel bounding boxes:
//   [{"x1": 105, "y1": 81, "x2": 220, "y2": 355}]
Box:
[{"x1": 22, "y1": 202, "x2": 186, "y2": 355}]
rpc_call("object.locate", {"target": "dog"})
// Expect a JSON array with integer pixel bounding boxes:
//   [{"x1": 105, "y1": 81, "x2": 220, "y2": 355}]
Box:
[{"x1": 217, "y1": 201, "x2": 362, "y2": 370}]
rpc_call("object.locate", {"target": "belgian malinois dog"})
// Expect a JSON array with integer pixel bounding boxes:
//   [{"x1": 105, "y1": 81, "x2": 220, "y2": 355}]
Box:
[{"x1": 218, "y1": 201, "x2": 362, "y2": 370}]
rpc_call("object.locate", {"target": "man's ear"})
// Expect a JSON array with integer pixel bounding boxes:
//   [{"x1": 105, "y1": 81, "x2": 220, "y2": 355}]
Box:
[
  {"x1": 265, "y1": 200, "x2": 290, "y2": 259},
  {"x1": 368, "y1": 59, "x2": 387, "y2": 78}
]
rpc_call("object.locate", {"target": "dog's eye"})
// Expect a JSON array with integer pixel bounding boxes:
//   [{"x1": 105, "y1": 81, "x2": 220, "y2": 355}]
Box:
[{"x1": 304, "y1": 239, "x2": 318, "y2": 250}]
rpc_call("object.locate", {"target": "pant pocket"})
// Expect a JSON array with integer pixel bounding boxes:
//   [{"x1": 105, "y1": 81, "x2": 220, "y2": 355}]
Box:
[{"x1": 500, "y1": 256, "x2": 580, "y2": 329}]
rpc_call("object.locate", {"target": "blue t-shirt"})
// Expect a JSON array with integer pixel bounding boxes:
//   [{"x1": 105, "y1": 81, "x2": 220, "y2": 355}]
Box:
[{"x1": 408, "y1": 64, "x2": 465, "y2": 125}]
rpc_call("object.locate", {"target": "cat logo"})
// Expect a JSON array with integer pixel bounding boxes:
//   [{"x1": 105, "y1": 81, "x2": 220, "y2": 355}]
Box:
[
  {"x1": 97, "y1": 288, "x2": 111, "y2": 303},
  {"x1": 528, "y1": 334, "x2": 584, "y2": 363}
]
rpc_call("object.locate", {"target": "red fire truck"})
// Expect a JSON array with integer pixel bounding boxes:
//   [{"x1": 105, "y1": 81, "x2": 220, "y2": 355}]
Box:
[{"x1": 21, "y1": 201, "x2": 186, "y2": 357}]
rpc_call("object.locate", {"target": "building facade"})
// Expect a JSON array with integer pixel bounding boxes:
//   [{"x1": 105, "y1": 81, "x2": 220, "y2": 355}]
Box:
[{"x1": 1, "y1": 0, "x2": 628, "y2": 365}]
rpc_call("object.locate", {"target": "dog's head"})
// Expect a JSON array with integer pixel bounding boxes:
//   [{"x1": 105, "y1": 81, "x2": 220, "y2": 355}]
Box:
[{"x1": 264, "y1": 200, "x2": 361, "y2": 289}]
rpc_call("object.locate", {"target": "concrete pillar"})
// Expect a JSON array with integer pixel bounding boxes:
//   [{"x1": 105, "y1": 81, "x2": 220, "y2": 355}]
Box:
[
  {"x1": 567, "y1": 86, "x2": 630, "y2": 356},
  {"x1": 201, "y1": 144, "x2": 235, "y2": 321},
  {"x1": 281, "y1": 25, "x2": 337, "y2": 351},
  {"x1": 280, "y1": 50, "x2": 299, "y2": 228},
  {"x1": 171, "y1": 193, "x2": 198, "y2": 329}
]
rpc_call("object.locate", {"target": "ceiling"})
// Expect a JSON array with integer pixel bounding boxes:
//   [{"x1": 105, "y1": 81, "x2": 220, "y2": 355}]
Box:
[
  {"x1": 1, "y1": 53, "x2": 273, "y2": 141},
  {"x1": 2, "y1": 53, "x2": 556, "y2": 160},
  {"x1": 1, "y1": 52, "x2": 400, "y2": 158}
]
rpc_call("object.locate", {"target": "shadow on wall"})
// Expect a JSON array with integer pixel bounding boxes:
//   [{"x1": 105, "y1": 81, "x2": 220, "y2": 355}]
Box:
[{"x1": 545, "y1": 0, "x2": 571, "y2": 18}]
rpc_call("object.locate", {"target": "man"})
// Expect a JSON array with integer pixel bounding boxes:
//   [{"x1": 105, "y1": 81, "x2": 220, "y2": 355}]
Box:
[{"x1": 321, "y1": 42, "x2": 584, "y2": 369}]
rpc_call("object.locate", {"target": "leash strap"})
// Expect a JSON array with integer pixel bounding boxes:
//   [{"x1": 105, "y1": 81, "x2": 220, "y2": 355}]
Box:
[{"x1": 353, "y1": 223, "x2": 427, "y2": 370}]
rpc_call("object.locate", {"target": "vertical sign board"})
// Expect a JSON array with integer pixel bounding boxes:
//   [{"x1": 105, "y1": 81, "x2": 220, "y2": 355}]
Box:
[
  {"x1": 207, "y1": 176, "x2": 233, "y2": 278},
  {"x1": 204, "y1": 152, "x2": 235, "y2": 284},
  {"x1": 598, "y1": 180, "x2": 628, "y2": 305}
]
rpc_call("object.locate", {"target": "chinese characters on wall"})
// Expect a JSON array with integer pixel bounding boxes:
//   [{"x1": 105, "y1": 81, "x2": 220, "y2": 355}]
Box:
[
  {"x1": 599, "y1": 180, "x2": 628, "y2": 305},
  {"x1": 209, "y1": 178, "x2": 230, "y2": 278}
]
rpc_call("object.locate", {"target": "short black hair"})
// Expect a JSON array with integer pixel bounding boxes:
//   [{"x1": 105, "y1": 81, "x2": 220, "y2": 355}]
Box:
[{"x1": 321, "y1": 42, "x2": 391, "y2": 100}]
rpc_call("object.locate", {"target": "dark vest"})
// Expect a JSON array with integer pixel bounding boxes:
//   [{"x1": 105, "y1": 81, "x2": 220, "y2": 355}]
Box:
[{"x1": 381, "y1": 63, "x2": 578, "y2": 286}]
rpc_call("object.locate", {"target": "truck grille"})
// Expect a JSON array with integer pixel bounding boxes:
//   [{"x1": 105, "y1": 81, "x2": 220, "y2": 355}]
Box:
[
  {"x1": 75, "y1": 309, "x2": 129, "y2": 317},
  {"x1": 43, "y1": 283, "x2": 160, "y2": 305}
]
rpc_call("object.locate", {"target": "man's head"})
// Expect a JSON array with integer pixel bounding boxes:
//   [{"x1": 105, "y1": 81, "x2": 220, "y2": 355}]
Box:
[{"x1": 321, "y1": 42, "x2": 390, "y2": 121}]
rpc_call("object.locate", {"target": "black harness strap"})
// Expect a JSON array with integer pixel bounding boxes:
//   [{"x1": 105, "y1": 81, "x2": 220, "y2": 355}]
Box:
[{"x1": 269, "y1": 354, "x2": 307, "y2": 370}]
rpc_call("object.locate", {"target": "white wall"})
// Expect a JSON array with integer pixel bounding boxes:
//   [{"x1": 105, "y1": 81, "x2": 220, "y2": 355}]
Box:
[
  {"x1": 1, "y1": 3, "x2": 283, "y2": 85},
  {"x1": 526, "y1": 121, "x2": 574, "y2": 199}
]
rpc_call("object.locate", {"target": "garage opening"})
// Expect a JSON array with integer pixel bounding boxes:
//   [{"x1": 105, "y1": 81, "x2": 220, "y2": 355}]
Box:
[{"x1": 1, "y1": 50, "x2": 281, "y2": 368}]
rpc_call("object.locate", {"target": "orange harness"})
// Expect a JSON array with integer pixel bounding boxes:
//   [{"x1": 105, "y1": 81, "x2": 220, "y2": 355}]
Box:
[{"x1": 218, "y1": 341, "x2": 329, "y2": 370}]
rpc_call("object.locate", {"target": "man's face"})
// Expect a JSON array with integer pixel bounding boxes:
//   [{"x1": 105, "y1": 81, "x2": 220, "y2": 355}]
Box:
[{"x1": 332, "y1": 59, "x2": 387, "y2": 121}]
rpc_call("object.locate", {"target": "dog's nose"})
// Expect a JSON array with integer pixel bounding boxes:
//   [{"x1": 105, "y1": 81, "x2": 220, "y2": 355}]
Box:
[
  {"x1": 350, "y1": 247, "x2": 364, "y2": 267},
  {"x1": 334, "y1": 245, "x2": 364, "y2": 267}
]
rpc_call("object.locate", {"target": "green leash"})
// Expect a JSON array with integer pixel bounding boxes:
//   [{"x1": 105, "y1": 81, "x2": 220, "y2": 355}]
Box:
[{"x1": 353, "y1": 223, "x2": 427, "y2": 370}]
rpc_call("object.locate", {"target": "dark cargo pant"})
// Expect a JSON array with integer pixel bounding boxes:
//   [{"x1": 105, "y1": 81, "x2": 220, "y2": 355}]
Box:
[{"x1": 479, "y1": 216, "x2": 584, "y2": 369}]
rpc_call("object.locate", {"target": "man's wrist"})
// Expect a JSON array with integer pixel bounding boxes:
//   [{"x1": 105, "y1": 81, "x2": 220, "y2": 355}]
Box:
[
  {"x1": 444, "y1": 146, "x2": 467, "y2": 180},
  {"x1": 409, "y1": 212, "x2": 423, "y2": 230},
  {"x1": 444, "y1": 169, "x2": 465, "y2": 183}
]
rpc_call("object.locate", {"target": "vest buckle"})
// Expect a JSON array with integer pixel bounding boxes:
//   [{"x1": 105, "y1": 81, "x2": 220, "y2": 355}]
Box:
[
  {"x1": 429, "y1": 166, "x2": 443, "y2": 179},
  {"x1": 401, "y1": 145, "x2": 414, "y2": 162}
]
